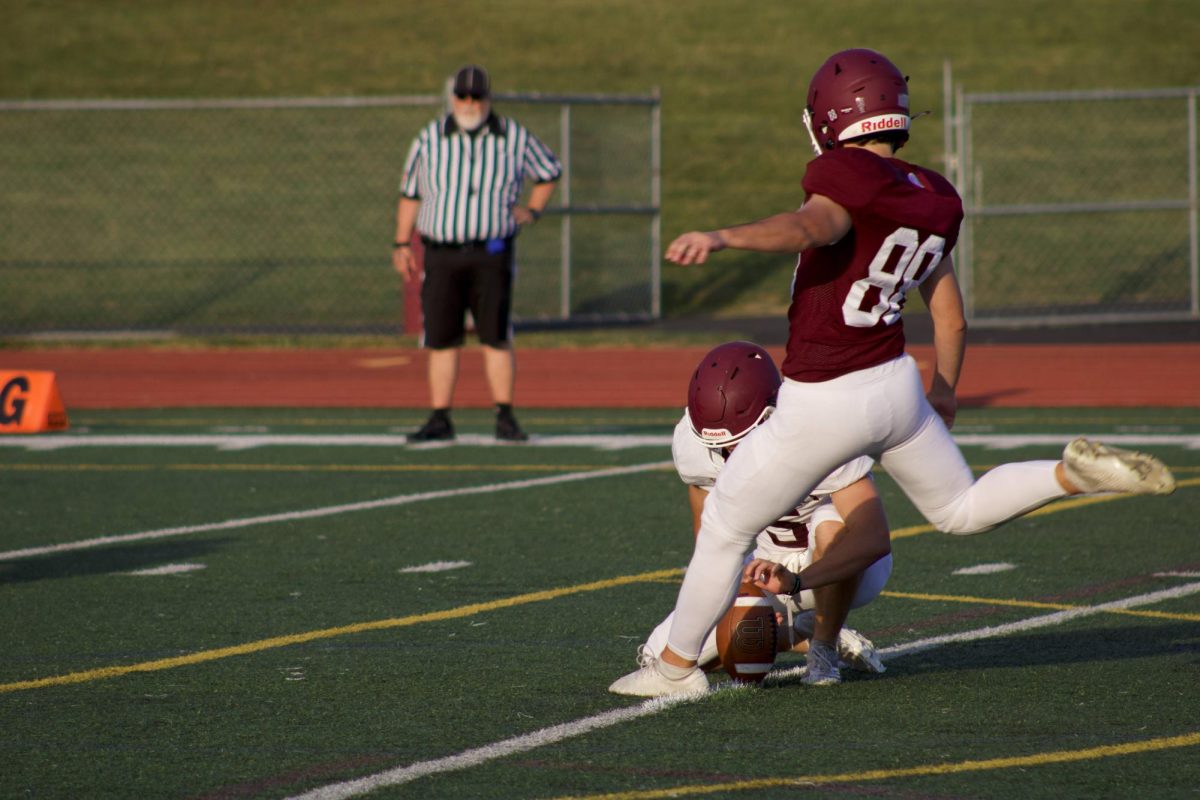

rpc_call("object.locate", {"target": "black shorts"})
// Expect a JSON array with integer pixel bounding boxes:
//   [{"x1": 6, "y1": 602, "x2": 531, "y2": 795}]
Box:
[{"x1": 420, "y1": 238, "x2": 515, "y2": 349}]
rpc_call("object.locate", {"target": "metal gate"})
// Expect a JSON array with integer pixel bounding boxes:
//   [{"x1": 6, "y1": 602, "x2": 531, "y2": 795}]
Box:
[
  {"x1": 945, "y1": 84, "x2": 1199, "y2": 327},
  {"x1": 0, "y1": 90, "x2": 661, "y2": 335}
]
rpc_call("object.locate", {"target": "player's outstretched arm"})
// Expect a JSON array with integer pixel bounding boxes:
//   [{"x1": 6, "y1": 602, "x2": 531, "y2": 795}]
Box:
[
  {"x1": 664, "y1": 231, "x2": 727, "y2": 265},
  {"x1": 665, "y1": 194, "x2": 852, "y2": 265}
]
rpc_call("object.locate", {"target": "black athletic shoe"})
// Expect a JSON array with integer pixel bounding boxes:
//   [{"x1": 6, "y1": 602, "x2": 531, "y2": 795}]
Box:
[
  {"x1": 407, "y1": 414, "x2": 455, "y2": 442},
  {"x1": 495, "y1": 413, "x2": 529, "y2": 442}
]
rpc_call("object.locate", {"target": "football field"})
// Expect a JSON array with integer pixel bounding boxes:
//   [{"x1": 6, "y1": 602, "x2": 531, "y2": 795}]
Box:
[{"x1": 2, "y1": 406, "x2": 1198, "y2": 799}]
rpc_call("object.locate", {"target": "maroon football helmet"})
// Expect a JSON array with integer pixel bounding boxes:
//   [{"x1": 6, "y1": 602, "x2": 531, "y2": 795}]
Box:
[
  {"x1": 805, "y1": 48, "x2": 910, "y2": 152},
  {"x1": 687, "y1": 341, "x2": 781, "y2": 449}
]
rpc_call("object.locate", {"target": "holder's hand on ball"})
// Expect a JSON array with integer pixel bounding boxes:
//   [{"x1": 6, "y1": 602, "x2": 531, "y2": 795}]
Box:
[{"x1": 744, "y1": 558, "x2": 797, "y2": 596}]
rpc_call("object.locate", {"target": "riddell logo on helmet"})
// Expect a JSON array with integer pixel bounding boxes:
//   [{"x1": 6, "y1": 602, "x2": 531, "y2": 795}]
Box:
[
  {"x1": 701, "y1": 427, "x2": 732, "y2": 442},
  {"x1": 862, "y1": 117, "x2": 906, "y2": 132},
  {"x1": 839, "y1": 113, "x2": 909, "y2": 141}
]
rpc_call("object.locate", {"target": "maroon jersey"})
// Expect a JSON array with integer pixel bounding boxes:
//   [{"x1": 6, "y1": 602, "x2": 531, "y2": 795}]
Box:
[{"x1": 782, "y1": 147, "x2": 964, "y2": 382}]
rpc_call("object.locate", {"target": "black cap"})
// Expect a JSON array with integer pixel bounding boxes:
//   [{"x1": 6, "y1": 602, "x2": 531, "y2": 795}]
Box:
[{"x1": 453, "y1": 65, "x2": 490, "y2": 98}]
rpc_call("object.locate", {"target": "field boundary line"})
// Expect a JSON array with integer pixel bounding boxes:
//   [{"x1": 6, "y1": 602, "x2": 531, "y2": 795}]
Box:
[
  {"x1": 0, "y1": 460, "x2": 673, "y2": 561},
  {"x1": 281, "y1": 580, "x2": 1200, "y2": 800},
  {"x1": 4, "y1": 432, "x2": 1200, "y2": 452},
  {"x1": 0, "y1": 567, "x2": 685, "y2": 694}
]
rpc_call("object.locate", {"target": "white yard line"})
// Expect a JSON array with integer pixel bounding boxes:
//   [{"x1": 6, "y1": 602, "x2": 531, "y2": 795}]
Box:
[
  {"x1": 3, "y1": 432, "x2": 1199, "y2": 452},
  {"x1": 953, "y1": 563, "x2": 1017, "y2": 575},
  {"x1": 952, "y1": 433, "x2": 1200, "y2": 451},
  {"x1": 286, "y1": 580, "x2": 1200, "y2": 800},
  {"x1": 0, "y1": 461, "x2": 671, "y2": 561},
  {"x1": 398, "y1": 560, "x2": 472, "y2": 574},
  {"x1": 0, "y1": 433, "x2": 677, "y2": 452},
  {"x1": 122, "y1": 563, "x2": 207, "y2": 576},
  {"x1": 286, "y1": 694, "x2": 705, "y2": 800},
  {"x1": 877, "y1": 581, "x2": 1200, "y2": 660}
]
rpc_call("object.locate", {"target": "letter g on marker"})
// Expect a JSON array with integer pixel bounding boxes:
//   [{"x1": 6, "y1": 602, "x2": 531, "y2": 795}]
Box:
[{"x1": 0, "y1": 376, "x2": 29, "y2": 424}]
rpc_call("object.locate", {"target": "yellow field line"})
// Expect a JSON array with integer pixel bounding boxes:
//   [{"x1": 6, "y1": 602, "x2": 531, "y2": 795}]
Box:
[
  {"x1": 0, "y1": 567, "x2": 684, "y2": 694},
  {"x1": 881, "y1": 589, "x2": 1200, "y2": 622},
  {"x1": 548, "y1": 731, "x2": 1200, "y2": 800},
  {"x1": 3, "y1": 477, "x2": 1194, "y2": 694}
]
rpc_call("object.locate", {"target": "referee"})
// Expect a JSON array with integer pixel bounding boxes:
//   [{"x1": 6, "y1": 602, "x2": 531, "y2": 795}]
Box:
[{"x1": 393, "y1": 64, "x2": 562, "y2": 442}]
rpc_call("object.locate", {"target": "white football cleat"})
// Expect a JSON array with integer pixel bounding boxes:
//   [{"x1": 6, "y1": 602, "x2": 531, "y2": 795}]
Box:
[
  {"x1": 836, "y1": 627, "x2": 886, "y2": 674},
  {"x1": 608, "y1": 663, "x2": 709, "y2": 697},
  {"x1": 1062, "y1": 438, "x2": 1176, "y2": 495},
  {"x1": 801, "y1": 640, "x2": 841, "y2": 686},
  {"x1": 634, "y1": 643, "x2": 656, "y2": 669}
]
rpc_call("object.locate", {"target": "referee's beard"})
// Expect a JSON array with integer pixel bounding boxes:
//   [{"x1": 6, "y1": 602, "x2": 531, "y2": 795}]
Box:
[{"x1": 452, "y1": 102, "x2": 490, "y2": 133}]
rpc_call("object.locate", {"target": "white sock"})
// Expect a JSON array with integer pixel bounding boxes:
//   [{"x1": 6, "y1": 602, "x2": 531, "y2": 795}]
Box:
[{"x1": 656, "y1": 660, "x2": 694, "y2": 680}]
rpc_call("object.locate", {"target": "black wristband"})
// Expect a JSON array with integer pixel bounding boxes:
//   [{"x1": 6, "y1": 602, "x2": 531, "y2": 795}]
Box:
[
  {"x1": 789, "y1": 573, "x2": 803, "y2": 595},
  {"x1": 528, "y1": 208, "x2": 542, "y2": 221},
  {"x1": 393, "y1": 242, "x2": 411, "y2": 249}
]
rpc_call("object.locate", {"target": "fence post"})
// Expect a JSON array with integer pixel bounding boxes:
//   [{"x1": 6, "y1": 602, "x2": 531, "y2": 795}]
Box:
[
  {"x1": 559, "y1": 103, "x2": 572, "y2": 320},
  {"x1": 1189, "y1": 90, "x2": 1198, "y2": 317}
]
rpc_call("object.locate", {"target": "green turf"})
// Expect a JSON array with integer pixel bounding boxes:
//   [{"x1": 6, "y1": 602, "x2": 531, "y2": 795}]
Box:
[{"x1": 1, "y1": 407, "x2": 1198, "y2": 797}]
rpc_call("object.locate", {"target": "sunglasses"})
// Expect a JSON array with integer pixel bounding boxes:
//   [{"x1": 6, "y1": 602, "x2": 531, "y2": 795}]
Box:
[{"x1": 454, "y1": 91, "x2": 488, "y2": 101}]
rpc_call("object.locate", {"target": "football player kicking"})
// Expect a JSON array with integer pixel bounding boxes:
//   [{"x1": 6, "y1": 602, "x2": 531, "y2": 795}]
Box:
[
  {"x1": 629, "y1": 340, "x2": 893, "y2": 689},
  {"x1": 609, "y1": 48, "x2": 1176, "y2": 698}
]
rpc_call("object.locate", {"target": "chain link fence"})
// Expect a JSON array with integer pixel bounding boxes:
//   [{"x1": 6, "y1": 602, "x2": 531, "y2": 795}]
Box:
[
  {"x1": 0, "y1": 91, "x2": 660, "y2": 336},
  {"x1": 947, "y1": 86, "x2": 1199, "y2": 326}
]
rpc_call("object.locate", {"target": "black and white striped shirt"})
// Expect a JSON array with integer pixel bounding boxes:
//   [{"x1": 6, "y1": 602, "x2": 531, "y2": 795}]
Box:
[{"x1": 400, "y1": 113, "x2": 562, "y2": 243}]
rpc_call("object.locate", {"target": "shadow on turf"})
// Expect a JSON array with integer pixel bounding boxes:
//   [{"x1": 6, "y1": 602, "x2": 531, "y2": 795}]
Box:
[
  {"x1": 884, "y1": 624, "x2": 1200, "y2": 676},
  {"x1": 0, "y1": 538, "x2": 233, "y2": 584}
]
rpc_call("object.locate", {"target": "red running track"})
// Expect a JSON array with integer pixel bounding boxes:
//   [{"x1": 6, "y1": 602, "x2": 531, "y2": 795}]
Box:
[{"x1": 1, "y1": 344, "x2": 1197, "y2": 409}]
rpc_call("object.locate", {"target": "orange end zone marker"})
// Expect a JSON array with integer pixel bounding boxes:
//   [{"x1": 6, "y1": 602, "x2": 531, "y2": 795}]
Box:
[{"x1": 0, "y1": 371, "x2": 69, "y2": 434}]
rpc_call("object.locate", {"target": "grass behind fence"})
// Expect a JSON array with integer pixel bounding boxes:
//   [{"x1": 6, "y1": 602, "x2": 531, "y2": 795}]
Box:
[{"x1": 4, "y1": 0, "x2": 1199, "y2": 330}]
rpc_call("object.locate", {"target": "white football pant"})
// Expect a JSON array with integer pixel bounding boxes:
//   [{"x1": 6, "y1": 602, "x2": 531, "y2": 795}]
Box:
[{"x1": 666, "y1": 354, "x2": 1064, "y2": 661}]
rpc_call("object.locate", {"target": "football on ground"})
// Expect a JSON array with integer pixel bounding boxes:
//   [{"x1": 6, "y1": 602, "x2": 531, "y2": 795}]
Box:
[{"x1": 715, "y1": 582, "x2": 777, "y2": 683}]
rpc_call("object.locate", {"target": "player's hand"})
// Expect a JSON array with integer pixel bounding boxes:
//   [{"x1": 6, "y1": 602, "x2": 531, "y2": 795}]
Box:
[
  {"x1": 392, "y1": 247, "x2": 418, "y2": 281},
  {"x1": 926, "y1": 377, "x2": 958, "y2": 430},
  {"x1": 665, "y1": 231, "x2": 725, "y2": 265},
  {"x1": 743, "y1": 558, "x2": 796, "y2": 596}
]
